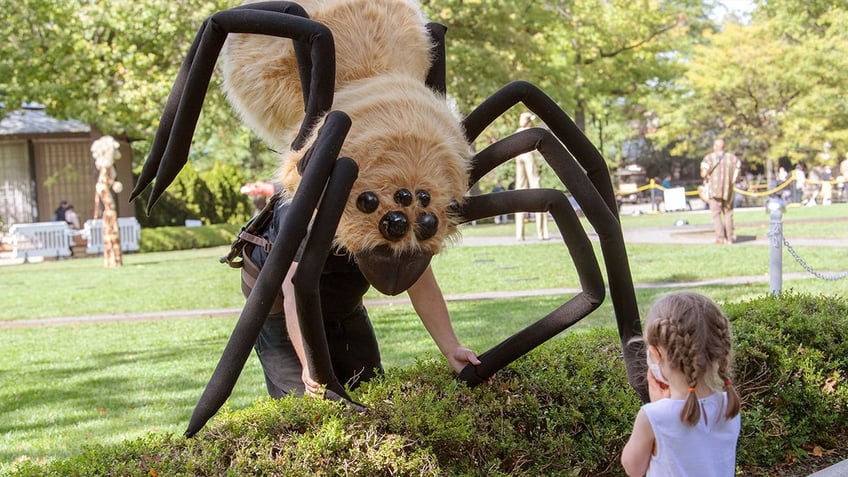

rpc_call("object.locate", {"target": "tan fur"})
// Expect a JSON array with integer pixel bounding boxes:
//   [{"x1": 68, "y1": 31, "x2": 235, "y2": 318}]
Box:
[
  {"x1": 223, "y1": 0, "x2": 432, "y2": 151},
  {"x1": 223, "y1": 0, "x2": 471, "y2": 256}
]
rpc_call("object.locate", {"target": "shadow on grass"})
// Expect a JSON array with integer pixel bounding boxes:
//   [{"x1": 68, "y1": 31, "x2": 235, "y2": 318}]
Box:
[
  {"x1": 375, "y1": 284, "x2": 767, "y2": 369},
  {"x1": 0, "y1": 333, "x2": 239, "y2": 464},
  {"x1": 0, "y1": 343, "x2": 212, "y2": 427}
]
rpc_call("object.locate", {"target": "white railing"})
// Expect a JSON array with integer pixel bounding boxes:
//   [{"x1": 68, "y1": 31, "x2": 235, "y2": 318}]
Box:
[
  {"x1": 83, "y1": 217, "x2": 141, "y2": 254},
  {"x1": 8, "y1": 221, "x2": 72, "y2": 260}
]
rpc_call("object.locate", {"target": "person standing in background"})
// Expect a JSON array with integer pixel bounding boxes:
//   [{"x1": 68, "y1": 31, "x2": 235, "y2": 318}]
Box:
[
  {"x1": 491, "y1": 179, "x2": 509, "y2": 224},
  {"x1": 700, "y1": 138, "x2": 741, "y2": 244},
  {"x1": 63, "y1": 204, "x2": 80, "y2": 230},
  {"x1": 513, "y1": 112, "x2": 549, "y2": 241},
  {"x1": 792, "y1": 163, "x2": 806, "y2": 203}
]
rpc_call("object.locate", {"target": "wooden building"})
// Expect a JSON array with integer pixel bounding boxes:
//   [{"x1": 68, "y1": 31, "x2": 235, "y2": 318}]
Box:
[{"x1": 0, "y1": 105, "x2": 135, "y2": 231}]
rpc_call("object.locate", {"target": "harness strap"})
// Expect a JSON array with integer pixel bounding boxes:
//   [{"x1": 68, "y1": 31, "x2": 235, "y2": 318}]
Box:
[
  {"x1": 221, "y1": 193, "x2": 283, "y2": 268},
  {"x1": 240, "y1": 244, "x2": 284, "y2": 315},
  {"x1": 238, "y1": 229, "x2": 272, "y2": 252},
  {"x1": 223, "y1": 191, "x2": 286, "y2": 314}
]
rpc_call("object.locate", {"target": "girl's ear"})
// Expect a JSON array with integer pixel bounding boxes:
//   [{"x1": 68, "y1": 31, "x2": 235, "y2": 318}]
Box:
[{"x1": 648, "y1": 345, "x2": 663, "y2": 363}]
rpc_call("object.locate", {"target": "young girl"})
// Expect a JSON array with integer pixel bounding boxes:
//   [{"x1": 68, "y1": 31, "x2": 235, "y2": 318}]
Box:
[{"x1": 621, "y1": 292, "x2": 741, "y2": 477}]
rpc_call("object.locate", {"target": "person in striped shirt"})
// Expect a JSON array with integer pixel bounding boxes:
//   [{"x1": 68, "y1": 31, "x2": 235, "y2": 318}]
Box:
[{"x1": 700, "y1": 138, "x2": 741, "y2": 244}]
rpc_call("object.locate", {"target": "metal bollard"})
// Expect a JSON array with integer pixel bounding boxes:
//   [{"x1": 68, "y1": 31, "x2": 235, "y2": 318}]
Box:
[{"x1": 766, "y1": 199, "x2": 786, "y2": 294}]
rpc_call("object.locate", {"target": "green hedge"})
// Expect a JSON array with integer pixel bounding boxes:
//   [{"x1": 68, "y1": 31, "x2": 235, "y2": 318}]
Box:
[
  {"x1": 726, "y1": 292, "x2": 848, "y2": 471},
  {"x1": 133, "y1": 161, "x2": 253, "y2": 228},
  {"x1": 8, "y1": 292, "x2": 848, "y2": 476},
  {"x1": 138, "y1": 224, "x2": 242, "y2": 253}
]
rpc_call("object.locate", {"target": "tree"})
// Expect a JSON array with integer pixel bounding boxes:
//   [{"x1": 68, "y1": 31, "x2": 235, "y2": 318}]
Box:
[
  {"x1": 421, "y1": 0, "x2": 709, "y2": 170},
  {"x1": 648, "y1": 4, "x2": 848, "y2": 174},
  {"x1": 0, "y1": 0, "x2": 279, "y2": 178},
  {"x1": 2, "y1": 0, "x2": 708, "y2": 188}
]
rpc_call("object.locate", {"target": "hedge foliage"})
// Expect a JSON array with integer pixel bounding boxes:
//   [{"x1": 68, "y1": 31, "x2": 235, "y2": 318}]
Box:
[
  {"x1": 137, "y1": 223, "x2": 241, "y2": 253},
  {"x1": 8, "y1": 292, "x2": 847, "y2": 476},
  {"x1": 133, "y1": 161, "x2": 253, "y2": 228},
  {"x1": 725, "y1": 292, "x2": 848, "y2": 471}
]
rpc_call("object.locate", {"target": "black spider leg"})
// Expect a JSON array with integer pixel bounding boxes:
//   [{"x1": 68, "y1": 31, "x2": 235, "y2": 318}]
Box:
[
  {"x1": 184, "y1": 111, "x2": 353, "y2": 438},
  {"x1": 131, "y1": 2, "x2": 309, "y2": 203},
  {"x1": 462, "y1": 82, "x2": 647, "y2": 402},
  {"x1": 455, "y1": 129, "x2": 605, "y2": 385},
  {"x1": 424, "y1": 22, "x2": 447, "y2": 96},
  {"x1": 130, "y1": 2, "x2": 335, "y2": 210},
  {"x1": 291, "y1": 156, "x2": 360, "y2": 403}
]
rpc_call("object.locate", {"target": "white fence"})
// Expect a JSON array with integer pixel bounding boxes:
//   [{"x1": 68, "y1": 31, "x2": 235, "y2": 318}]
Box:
[
  {"x1": 83, "y1": 217, "x2": 141, "y2": 254},
  {"x1": 6, "y1": 217, "x2": 141, "y2": 261},
  {"x1": 8, "y1": 221, "x2": 72, "y2": 260}
]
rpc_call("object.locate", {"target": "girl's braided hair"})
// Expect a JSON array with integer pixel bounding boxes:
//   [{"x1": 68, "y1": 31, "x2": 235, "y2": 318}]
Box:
[{"x1": 645, "y1": 292, "x2": 740, "y2": 426}]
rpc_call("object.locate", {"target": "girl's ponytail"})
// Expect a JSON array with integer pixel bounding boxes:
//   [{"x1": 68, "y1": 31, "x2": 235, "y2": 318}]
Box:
[
  {"x1": 680, "y1": 385, "x2": 701, "y2": 426},
  {"x1": 722, "y1": 377, "x2": 741, "y2": 419}
]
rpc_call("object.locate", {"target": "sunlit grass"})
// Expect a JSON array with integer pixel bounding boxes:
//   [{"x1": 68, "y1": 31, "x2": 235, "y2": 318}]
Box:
[{"x1": 1, "y1": 202, "x2": 846, "y2": 470}]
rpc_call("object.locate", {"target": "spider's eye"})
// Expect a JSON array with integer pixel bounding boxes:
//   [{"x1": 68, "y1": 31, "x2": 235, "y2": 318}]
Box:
[
  {"x1": 379, "y1": 211, "x2": 409, "y2": 241},
  {"x1": 357, "y1": 191, "x2": 379, "y2": 213},
  {"x1": 415, "y1": 213, "x2": 438, "y2": 240},
  {"x1": 415, "y1": 190, "x2": 431, "y2": 207},
  {"x1": 394, "y1": 189, "x2": 413, "y2": 207}
]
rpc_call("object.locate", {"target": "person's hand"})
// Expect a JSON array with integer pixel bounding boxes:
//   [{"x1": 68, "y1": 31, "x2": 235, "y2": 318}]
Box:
[
  {"x1": 647, "y1": 370, "x2": 670, "y2": 402},
  {"x1": 301, "y1": 368, "x2": 324, "y2": 397},
  {"x1": 448, "y1": 346, "x2": 482, "y2": 374}
]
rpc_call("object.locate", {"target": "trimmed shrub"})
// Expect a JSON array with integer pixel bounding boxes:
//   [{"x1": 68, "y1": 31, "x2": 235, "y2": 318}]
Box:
[
  {"x1": 201, "y1": 162, "x2": 254, "y2": 225},
  {"x1": 138, "y1": 224, "x2": 241, "y2": 253},
  {"x1": 725, "y1": 291, "x2": 848, "y2": 470},
  {"x1": 134, "y1": 161, "x2": 252, "y2": 228},
  {"x1": 7, "y1": 293, "x2": 848, "y2": 476}
]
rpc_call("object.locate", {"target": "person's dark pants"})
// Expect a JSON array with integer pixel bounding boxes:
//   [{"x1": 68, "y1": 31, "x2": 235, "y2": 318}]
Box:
[{"x1": 254, "y1": 306, "x2": 383, "y2": 398}]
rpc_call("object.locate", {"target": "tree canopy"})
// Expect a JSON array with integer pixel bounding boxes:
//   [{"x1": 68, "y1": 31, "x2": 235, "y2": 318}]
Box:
[
  {"x1": 3, "y1": 0, "x2": 845, "y2": 187},
  {"x1": 647, "y1": 0, "x2": 848, "y2": 173}
]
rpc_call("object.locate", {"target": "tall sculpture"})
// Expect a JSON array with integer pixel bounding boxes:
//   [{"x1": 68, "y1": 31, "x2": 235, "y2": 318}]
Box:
[{"x1": 92, "y1": 136, "x2": 124, "y2": 268}]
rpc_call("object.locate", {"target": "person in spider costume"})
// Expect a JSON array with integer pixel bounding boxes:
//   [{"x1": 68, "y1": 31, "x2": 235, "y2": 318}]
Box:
[
  {"x1": 132, "y1": 0, "x2": 646, "y2": 437},
  {"x1": 236, "y1": 192, "x2": 481, "y2": 398}
]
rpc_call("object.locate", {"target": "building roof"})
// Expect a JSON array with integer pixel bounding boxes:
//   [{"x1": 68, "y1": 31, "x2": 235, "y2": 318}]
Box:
[{"x1": 0, "y1": 104, "x2": 90, "y2": 136}]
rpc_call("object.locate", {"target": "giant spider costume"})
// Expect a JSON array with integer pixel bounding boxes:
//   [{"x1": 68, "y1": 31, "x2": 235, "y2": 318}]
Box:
[{"x1": 131, "y1": 0, "x2": 646, "y2": 437}]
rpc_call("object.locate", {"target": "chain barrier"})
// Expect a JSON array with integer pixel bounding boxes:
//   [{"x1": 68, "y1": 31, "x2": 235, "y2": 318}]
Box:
[
  {"x1": 619, "y1": 170, "x2": 846, "y2": 199},
  {"x1": 781, "y1": 237, "x2": 848, "y2": 281}
]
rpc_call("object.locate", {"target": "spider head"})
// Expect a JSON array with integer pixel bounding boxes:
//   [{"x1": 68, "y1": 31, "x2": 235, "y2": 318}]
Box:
[
  {"x1": 281, "y1": 77, "x2": 471, "y2": 295},
  {"x1": 338, "y1": 129, "x2": 468, "y2": 295}
]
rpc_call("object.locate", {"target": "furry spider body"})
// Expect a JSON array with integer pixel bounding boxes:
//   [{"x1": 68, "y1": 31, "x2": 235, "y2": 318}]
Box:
[
  {"x1": 224, "y1": 1, "x2": 468, "y2": 272},
  {"x1": 132, "y1": 0, "x2": 646, "y2": 438}
]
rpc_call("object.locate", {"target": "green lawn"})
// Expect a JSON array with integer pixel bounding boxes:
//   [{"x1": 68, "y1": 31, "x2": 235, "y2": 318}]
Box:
[
  {"x1": 1, "y1": 202, "x2": 846, "y2": 470},
  {"x1": 2, "y1": 204, "x2": 847, "y2": 321}
]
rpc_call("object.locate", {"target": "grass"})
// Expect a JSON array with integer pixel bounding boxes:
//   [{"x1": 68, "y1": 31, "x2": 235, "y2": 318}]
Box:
[
  {"x1": 2, "y1": 205, "x2": 846, "y2": 321},
  {"x1": 1, "y1": 202, "x2": 847, "y2": 470}
]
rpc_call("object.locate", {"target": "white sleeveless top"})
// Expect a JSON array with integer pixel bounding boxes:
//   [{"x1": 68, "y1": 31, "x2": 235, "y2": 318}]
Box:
[{"x1": 643, "y1": 392, "x2": 741, "y2": 477}]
